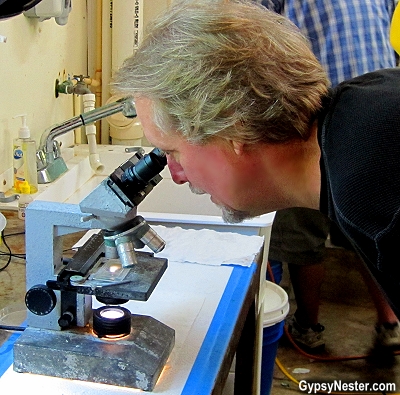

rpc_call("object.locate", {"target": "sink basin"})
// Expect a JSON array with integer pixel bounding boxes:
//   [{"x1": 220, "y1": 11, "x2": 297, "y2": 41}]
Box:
[
  {"x1": 32, "y1": 144, "x2": 275, "y2": 235},
  {"x1": 36, "y1": 145, "x2": 134, "y2": 204}
]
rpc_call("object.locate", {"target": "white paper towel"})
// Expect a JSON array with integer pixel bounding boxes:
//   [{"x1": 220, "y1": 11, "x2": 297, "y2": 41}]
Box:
[
  {"x1": 144, "y1": 225, "x2": 264, "y2": 266},
  {"x1": 74, "y1": 225, "x2": 264, "y2": 267}
]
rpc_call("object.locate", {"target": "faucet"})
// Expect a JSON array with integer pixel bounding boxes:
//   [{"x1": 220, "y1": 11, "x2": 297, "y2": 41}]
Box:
[
  {"x1": 36, "y1": 97, "x2": 137, "y2": 184},
  {"x1": 55, "y1": 75, "x2": 92, "y2": 97}
]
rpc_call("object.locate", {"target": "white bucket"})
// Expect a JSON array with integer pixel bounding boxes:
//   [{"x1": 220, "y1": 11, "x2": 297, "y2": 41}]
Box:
[
  {"x1": 261, "y1": 281, "x2": 289, "y2": 395},
  {"x1": 263, "y1": 280, "x2": 289, "y2": 328},
  {"x1": 0, "y1": 212, "x2": 5, "y2": 228},
  {"x1": 0, "y1": 212, "x2": 6, "y2": 245}
]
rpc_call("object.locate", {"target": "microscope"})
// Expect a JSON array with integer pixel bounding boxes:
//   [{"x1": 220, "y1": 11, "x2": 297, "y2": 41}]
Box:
[{"x1": 13, "y1": 146, "x2": 175, "y2": 391}]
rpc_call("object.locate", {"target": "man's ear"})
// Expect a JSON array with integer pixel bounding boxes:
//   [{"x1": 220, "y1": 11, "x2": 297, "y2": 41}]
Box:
[{"x1": 232, "y1": 140, "x2": 245, "y2": 155}]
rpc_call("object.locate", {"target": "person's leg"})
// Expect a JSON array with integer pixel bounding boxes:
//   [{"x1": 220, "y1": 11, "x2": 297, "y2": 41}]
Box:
[
  {"x1": 355, "y1": 261, "x2": 400, "y2": 348},
  {"x1": 329, "y1": 224, "x2": 400, "y2": 348},
  {"x1": 287, "y1": 262, "x2": 325, "y2": 328},
  {"x1": 269, "y1": 208, "x2": 331, "y2": 349}
]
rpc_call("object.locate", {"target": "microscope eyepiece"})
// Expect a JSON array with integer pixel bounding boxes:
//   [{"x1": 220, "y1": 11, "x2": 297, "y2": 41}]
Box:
[
  {"x1": 121, "y1": 148, "x2": 166, "y2": 185},
  {"x1": 105, "y1": 147, "x2": 167, "y2": 208}
]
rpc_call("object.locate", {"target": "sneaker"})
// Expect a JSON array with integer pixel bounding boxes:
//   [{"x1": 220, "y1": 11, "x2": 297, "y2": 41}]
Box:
[
  {"x1": 287, "y1": 315, "x2": 325, "y2": 349},
  {"x1": 374, "y1": 322, "x2": 400, "y2": 348}
]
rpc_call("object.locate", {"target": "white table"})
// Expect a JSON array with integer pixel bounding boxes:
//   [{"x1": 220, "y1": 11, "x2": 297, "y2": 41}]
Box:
[{"x1": 0, "y1": 257, "x2": 261, "y2": 395}]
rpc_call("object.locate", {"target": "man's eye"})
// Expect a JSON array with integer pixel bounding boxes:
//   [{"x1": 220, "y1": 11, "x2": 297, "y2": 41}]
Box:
[{"x1": 164, "y1": 151, "x2": 175, "y2": 158}]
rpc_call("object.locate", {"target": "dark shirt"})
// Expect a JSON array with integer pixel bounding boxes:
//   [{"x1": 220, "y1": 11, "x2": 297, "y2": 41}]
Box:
[
  {"x1": 318, "y1": 68, "x2": 400, "y2": 314},
  {"x1": 261, "y1": 0, "x2": 284, "y2": 14}
]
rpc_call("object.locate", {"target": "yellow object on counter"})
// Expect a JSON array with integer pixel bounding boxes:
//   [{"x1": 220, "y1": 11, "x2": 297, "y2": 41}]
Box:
[
  {"x1": 17, "y1": 182, "x2": 33, "y2": 221},
  {"x1": 390, "y1": 2, "x2": 400, "y2": 55}
]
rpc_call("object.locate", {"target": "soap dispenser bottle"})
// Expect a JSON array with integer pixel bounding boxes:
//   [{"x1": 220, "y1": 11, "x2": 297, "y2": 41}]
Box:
[{"x1": 13, "y1": 114, "x2": 38, "y2": 194}]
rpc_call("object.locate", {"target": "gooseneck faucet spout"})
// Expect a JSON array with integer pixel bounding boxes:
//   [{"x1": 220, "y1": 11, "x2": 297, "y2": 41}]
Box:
[
  {"x1": 39, "y1": 97, "x2": 137, "y2": 155},
  {"x1": 36, "y1": 97, "x2": 137, "y2": 184}
]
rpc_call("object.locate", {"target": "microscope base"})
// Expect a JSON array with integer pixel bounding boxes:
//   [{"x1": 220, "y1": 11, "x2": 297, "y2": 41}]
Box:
[{"x1": 13, "y1": 314, "x2": 175, "y2": 391}]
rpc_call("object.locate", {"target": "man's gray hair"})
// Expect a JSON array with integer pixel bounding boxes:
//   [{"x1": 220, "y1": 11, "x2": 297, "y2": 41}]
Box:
[{"x1": 113, "y1": 0, "x2": 329, "y2": 145}]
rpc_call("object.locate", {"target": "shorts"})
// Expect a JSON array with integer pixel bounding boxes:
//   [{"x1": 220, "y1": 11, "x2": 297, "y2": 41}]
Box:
[{"x1": 268, "y1": 207, "x2": 331, "y2": 265}]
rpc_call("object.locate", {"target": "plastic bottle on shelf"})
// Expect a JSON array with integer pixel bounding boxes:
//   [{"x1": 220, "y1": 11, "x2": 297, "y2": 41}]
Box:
[
  {"x1": 13, "y1": 114, "x2": 38, "y2": 194},
  {"x1": 18, "y1": 182, "x2": 33, "y2": 220}
]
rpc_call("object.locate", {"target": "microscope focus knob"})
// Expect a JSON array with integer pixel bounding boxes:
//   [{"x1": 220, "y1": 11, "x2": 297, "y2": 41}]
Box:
[{"x1": 25, "y1": 284, "x2": 57, "y2": 316}]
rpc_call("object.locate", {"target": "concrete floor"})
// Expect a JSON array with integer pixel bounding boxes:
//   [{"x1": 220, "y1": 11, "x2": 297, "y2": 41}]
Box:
[
  {"x1": 1, "y1": 210, "x2": 400, "y2": 394},
  {"x1": 271, "y1": 248, "x2": 400, "y2": 395}
]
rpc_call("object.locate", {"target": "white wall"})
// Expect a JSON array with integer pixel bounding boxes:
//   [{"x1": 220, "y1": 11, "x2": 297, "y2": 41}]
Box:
[
  {"x1": 143, "y1": 1, "x2": 171, "y2": 31},
  {"x1": 0, "y1": 1, "x2": 172, "y2": 191},
  {"x1": 0, "y1": 2, "x2": 88, "y2": 190}
]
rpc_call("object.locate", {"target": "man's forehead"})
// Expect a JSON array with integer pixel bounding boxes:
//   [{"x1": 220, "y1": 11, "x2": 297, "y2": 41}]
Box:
[{"x1": 143, "y1": 125, "x2": 184, "y2": 153}]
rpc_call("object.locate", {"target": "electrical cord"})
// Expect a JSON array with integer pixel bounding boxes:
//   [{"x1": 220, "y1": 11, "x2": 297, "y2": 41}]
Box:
[
  {"x1": 0, "y1": 230, "x2": 12, "y2": 272},
  {"x1": 0, "y1": 230, "x2": 27, "y2": 331},
  {"x1": 0, "y1": 231, "x2": 26, "y2": 266},
  {"x1": 0, "y1": 324, "x2": 26, "y2": 332},
  {"x1": 0, "y1": 230, "x2": 74, "y2": 333},
  {"x1": 2, "y1": 231, "x2": 25, "y2": 237},
  {"x1": 282, "y1": 325, "x2": 398, "y2": 362},
  {"x1": 0, "y1": 231, "x2": 72, "y2": 264}
]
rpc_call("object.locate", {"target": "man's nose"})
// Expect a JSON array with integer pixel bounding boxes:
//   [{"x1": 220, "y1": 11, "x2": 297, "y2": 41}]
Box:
[{"x1": 167, "y1": 157, "x2": 188, "y2": 185}]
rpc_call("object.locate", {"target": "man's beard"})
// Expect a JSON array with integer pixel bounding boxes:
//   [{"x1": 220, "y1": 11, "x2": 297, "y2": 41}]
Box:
[
  {"x1": 189, "y1": 184, "x2": 254, "y2": 224},
  {"x1": 220, "y1": 206, "x2": 254, "y2": 224}
]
